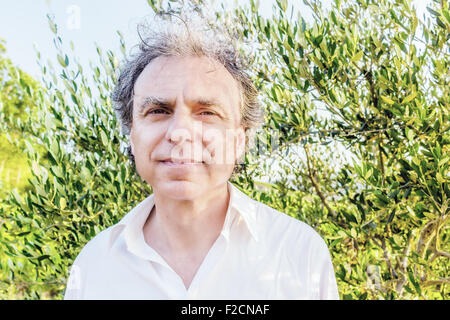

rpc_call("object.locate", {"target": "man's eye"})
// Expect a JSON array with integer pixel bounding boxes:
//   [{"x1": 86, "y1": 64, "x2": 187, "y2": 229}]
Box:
[
  {"x1": 147, "y1": 108, "x2": 169, "y2": 115},
  {"x1": 199, "y1": 111, "x2": 217, "y2": 116}
]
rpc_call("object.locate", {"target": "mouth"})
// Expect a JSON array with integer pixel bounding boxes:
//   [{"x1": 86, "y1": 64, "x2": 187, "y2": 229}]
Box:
[{"x1": 159, "y1": 159, "x2": 205, "y2": 165}]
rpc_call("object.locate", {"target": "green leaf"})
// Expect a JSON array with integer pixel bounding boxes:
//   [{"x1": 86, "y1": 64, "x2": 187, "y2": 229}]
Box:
[
  {"x1": 405, "y1": 127, "x2": 414, "y2": 141},
  {"x1": 381, "y1": 95, "x2": 395, "y2": 105},
  {"x1": 426, "y1": 7, "x2": 440, "y2": 17},
  {"x1": 402, "y1": 92, "x2": 417, "y2": 104},
  {"x1": 408, "y1": 271, "x2": 422, "y2": 296},
  {"x1": 442, "y1": 9, "x2": 450, "y2": 24},
  {"x1": 37, "y1": 255, "x2": 50, "y2": 262},
  {"x1": 351, "y1": 50, "x2": 364, "y2": 62},
  {"x1": 365, "y1": 168, "x2": 373, "y2": 180},
  {"x1": 57, "y1": 54, "x2": 67, "y2": 67},
  {"x1": 374, "y1": 190, "x2": 389, "y2": 205},
  {"x1": 48, "y1": 18, "x2": 57, "y2": 34},
  {"x1": 100, "y1": 130, "x2": 108, "y2": 146},
  {"x1": 436, "y1": 17, "x2": 446, "y2": 29},
  {"x1": 59, "y1": 197, "x2": 67, "y2": 210}
]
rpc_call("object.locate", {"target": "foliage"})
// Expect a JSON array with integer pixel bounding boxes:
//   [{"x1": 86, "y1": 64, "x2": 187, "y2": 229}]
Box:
[
  {"x1": 0, "y1": 0, "x2": 448, "y2": 299},
  {"x1": 234, "y1": 0, "x2": 449, "y2": 299},
  {"x1": 0, "y1": 20, "x2": 150, "y2": 298},
  {"x1": 0, "y1": 39, "x2": 42, "y2": 198}
]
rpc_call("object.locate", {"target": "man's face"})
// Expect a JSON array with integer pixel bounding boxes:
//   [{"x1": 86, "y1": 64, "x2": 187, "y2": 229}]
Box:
[{"x1": 130, "y1": 55, "x2": 245, "y2": 199}]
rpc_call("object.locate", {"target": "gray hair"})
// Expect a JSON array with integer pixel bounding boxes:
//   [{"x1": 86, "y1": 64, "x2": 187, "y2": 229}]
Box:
[{"x1": 111, "y1": 16, "x2": 263, "y2": 172}]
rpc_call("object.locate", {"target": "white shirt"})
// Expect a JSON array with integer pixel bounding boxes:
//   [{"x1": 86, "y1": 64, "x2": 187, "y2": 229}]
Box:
[{"x1": 64, "y1": 181, "x2": 339, "y2": 300}]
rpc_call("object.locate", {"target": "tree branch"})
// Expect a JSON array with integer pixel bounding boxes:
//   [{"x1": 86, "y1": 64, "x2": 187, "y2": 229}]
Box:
[
  {"x1": 395, "y1": 231, "x2": 414, "y2": 294},
  {"x1": 304, "y1": 145, "x2": 337, "y2": 218},
  {"x1": 381, "y1": 236, "x2": 398, "y2": 279},
  {"x1": 422, "y1": 278, "x2": 450, "y2": 287},
  {"x1": 378, "y1": 141, "x2": 385, "y2": 187}
]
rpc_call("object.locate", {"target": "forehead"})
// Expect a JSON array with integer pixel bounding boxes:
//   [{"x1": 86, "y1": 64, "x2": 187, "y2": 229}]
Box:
[{"x1": 133, "y1": 55, "x2": 241, "y2": 114}]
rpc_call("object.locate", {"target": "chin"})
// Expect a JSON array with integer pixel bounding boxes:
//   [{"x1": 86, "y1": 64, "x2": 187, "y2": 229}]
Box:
[{"x1": 157, "y1": 180, "x2": 204, "y2": 200}]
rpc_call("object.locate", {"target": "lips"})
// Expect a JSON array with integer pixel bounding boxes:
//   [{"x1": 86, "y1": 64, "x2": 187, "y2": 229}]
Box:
[{"x1": 159, "y1": 158, "x2": 204, "y2": 164}]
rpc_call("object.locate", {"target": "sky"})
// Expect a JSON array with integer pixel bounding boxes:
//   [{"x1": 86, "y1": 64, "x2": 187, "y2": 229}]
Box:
[
  {"x1": 0, "y1": 0, "x2": 431, "y2": 79},
  {"x1": 0, "y1": 0, "x2": 150, "y2": 78}
]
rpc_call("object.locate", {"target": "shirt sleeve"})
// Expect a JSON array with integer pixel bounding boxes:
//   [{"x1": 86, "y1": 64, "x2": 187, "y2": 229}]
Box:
[
  {"x1": 63, "y1": 263, "x2": 83, "y2": 300},
  {"x1": 318, "y1": 248, "x2": 340, "y2": 300},
  {"x1": 309, "y1": 232, "x2": 340, "y2": 300},
  {"x1": 62, "y1": 226, "x2": 114, "y2": 300}
]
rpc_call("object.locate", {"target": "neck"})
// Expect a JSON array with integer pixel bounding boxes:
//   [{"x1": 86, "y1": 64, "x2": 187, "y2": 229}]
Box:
[{"x1": 143, "y1": 182, "x2": 230, "y2": 254}]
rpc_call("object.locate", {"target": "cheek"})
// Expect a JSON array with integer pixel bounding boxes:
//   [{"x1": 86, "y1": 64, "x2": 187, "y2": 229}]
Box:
[
  {"x1": 130, "y1": 122, "x2": 165, "y2": 159},
  {"x1": 202, "y1": 125, "x2": 243, "y2": 167}
]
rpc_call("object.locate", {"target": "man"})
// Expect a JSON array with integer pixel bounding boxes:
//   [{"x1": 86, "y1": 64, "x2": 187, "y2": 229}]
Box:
[{"x1": 64, "y1": 20, "x2": 339, "y2": 300}]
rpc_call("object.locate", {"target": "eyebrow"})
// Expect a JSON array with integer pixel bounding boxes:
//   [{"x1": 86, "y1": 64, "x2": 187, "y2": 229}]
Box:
[
  {"x1": 137, "y1": 95, "x2": 231, "y2": 119},
  {"x1": 195, "y1": 98, "x2": 227, "y2": 111},
  {"x1": 137, "y1": 96, "x2": 171, "y2": 113}
]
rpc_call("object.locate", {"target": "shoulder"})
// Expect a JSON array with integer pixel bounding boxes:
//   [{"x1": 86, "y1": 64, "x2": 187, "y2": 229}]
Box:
[
  {"x1": 252, "y1": 198, "x2": 328, "y2": 252},
  {"x1": 64, "y1": 224, "x2": 121, "y2": 299},
  {"x1": 232, "y1": 185, "x2": 320, "y2": 243},
  {"x1": 252, "y1": 199, "x2": 336, "y2": 281},
  {"x1": 70, "y1": 223, "x2": 121, "y2": 268}
]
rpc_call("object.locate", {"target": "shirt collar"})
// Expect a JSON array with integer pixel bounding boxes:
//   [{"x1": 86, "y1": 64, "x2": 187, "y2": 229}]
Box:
[
  {"x1": 225, "y1": 181, "x2": 259, "y2": 242},
  {"x1": 108, "y1": 181, "x2": 260, "y2": 253}
]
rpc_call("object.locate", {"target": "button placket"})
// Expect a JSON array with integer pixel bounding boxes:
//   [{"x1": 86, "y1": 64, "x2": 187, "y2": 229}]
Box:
[{"x1": 186, "y1": 234, "x2": 228, "y2": 297}]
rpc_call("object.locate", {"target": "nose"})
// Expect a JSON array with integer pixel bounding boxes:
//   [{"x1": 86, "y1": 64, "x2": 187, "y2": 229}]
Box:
[
  {"x1": 164, "y1": 105, "x2": 201, "y2": 145},
  {"x1": 164, "y1": 104, "x2": 204, "y2": 162}
]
